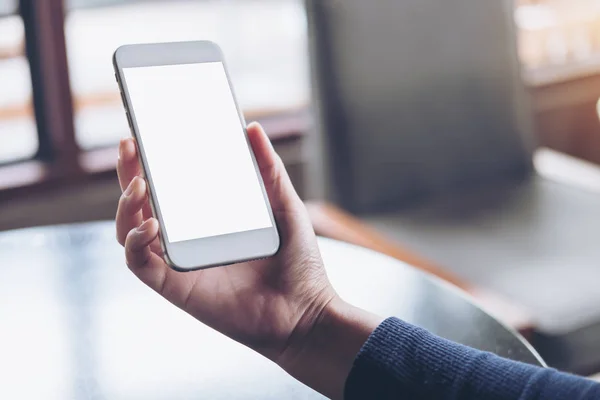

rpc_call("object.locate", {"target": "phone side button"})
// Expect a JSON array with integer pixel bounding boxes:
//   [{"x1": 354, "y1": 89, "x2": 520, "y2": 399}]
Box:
[{"x1": 126, "y1": 112, "x2": 133, "y2": 129}]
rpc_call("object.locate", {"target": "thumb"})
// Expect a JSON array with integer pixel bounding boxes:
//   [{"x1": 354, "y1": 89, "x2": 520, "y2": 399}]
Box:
[{"x1": 247, "y1": 122, "x2": 303, "y2": 215}]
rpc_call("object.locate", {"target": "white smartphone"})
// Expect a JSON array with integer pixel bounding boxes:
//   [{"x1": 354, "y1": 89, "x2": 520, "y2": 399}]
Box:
[{"x1": 113, "y1": 41, "x2": 280, "y2": 271}]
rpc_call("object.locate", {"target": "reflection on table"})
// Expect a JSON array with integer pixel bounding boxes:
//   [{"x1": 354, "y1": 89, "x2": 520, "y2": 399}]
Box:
[{"x1": 0, "y1": 221, "x2": 543, "y2": 399}]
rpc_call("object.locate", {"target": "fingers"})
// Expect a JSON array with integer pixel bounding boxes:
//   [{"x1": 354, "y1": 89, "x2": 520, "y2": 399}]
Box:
[
  {"x1": 247, "y1": 122, "x2": 279, "y2": 175},
  {"x1": 125, "y1": 218, "x2": 159, "y2": 268},
  {"x1": 117, "y1": 138, "x2": 142, "y2": 191},
  {"x1": 118, "y1": 138, "x2": 155, "y2": 219},
  {"x1": 247, "y1": 122, "x2": 302, "y2": 212},
  {"x1": 116, "y1": 176, "x2": 147, "y2": 245},
  {"x1": 124, "y1": 218, "x2": 180, "y2": 304},
  {"x1": 116, "y1": 139, "x2": 191, "y2": 310}
]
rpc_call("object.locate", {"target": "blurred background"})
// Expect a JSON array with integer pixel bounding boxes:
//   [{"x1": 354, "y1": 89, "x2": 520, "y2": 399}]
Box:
[
  {"x1": 0, "y1": 0, "x2": 310, "y2": 229},
  {"x1": 2, "y1": 0, "x2": 600, "y2": 384},
  {"x1": 2, "y1": 0, "x2": 600, "y2": 226}
]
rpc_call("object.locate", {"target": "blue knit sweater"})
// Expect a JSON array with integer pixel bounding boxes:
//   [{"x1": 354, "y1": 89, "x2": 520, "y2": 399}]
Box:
[{"x1": 345, "y1": 318, "x2": 600, "y2": 399}]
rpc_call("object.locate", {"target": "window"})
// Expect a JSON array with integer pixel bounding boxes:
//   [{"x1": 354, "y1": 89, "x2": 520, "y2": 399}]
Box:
[
  {"x1": 515, "y1": 0, "x2": 600, "y2": 81},
  {"x1": 0, "y1": 0, "x2": 310, "y2": 196},
  {"x1": 0, "y1": 3, "x2": 38, "y2": 164},
  {"x1": 64, "y1": 0, "x2": 309, "y2": 149},
  {"x1": 514, "y1": 1, "x2": 600, "y2": 167}
]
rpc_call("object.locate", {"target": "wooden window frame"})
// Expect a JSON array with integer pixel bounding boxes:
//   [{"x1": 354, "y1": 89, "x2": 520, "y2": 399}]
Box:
[{"x1": 0, "y1": 0, "x2": 310, "y2": 203}]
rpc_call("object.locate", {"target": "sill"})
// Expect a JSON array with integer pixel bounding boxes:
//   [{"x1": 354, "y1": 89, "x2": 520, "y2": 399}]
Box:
[
  {"x1": 0, "y1": 107, "x2": 311, "y2": 199},
  {"x1": 525, "y1": 57, "x2": 600, "y2": 88},
  {"x1": 80, "y1": 106, "x2": 311, "y2": 175},
  {"x1": 0, "y1": 160, "x2": 53, "y2": 191}
]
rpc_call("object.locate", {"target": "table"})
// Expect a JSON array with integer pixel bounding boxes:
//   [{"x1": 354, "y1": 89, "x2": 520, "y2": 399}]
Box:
[{"x1": 0, "y1": 222, "x2": 544, "y2": 399}]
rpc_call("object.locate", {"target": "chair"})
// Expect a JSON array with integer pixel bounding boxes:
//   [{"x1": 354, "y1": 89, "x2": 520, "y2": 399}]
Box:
[{"x1": 305, "y1": 0, "x2": 600, "y2": 374}]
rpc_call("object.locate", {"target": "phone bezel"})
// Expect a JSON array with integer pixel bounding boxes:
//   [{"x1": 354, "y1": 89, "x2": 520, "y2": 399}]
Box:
[{"x1": 113, "y1": 41, "x2": 280, "y2": 271}]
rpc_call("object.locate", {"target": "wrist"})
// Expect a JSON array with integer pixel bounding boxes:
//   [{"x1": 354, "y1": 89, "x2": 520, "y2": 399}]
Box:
[{"x1": 278, "y1": 295, "x2": 383, "y2": 399}]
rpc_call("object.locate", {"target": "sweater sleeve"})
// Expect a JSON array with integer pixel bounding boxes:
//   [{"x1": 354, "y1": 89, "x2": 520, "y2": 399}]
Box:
[{"x1": 344, "y1": 317, "x2": 600, "y2": 400}]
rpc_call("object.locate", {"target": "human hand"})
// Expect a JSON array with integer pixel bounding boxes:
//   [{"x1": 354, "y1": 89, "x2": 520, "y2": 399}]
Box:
[
  {"x1": 116, "y1": 122, "x2": 335, "y2": 361},
  {"x1": 116, "y1": 122, "x2": 381, "y2": 399}
]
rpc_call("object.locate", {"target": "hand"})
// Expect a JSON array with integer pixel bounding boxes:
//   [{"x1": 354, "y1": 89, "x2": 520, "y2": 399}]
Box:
[
  {"x1": 116, "y1": 122, "x2": 334, "y2": 357},
  {"x1": 116, "y1": 123, "x2": 381, "y2": 399}
]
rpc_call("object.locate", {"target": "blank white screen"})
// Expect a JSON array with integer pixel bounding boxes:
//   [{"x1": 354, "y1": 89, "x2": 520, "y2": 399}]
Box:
[{"x1": 123, "y1": 62, "x2": 272, "y2": 243}]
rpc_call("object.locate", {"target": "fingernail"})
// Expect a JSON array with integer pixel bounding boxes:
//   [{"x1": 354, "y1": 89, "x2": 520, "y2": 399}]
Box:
[
  {"x1": 124, "y1": 177, "x2": 138, "y2": 196},
  {"x1": 137, "y1": 219, "x2": 154, "y2": 233}
]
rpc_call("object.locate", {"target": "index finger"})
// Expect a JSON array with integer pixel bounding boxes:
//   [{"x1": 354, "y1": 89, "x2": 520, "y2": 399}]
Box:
[{"x1": 117, "y1": 138, "x2": 142, "y2": 191}]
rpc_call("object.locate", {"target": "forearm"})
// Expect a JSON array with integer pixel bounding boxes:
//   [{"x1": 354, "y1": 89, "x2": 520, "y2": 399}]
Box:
[
  {"x1": 346, "y1": 317, "x2": 600, "y2": 400},
  {"x1": 277, "y1": 296, "x2": 383, "y2": 399}
]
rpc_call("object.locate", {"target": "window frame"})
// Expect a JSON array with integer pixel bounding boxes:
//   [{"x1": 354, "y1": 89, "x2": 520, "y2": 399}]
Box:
[{"x1": 0, "y1": 0, "x2": 309, "y2": 202}]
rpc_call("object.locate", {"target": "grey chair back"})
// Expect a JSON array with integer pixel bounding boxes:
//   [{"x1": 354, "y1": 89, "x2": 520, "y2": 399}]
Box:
[{"x1": 306, "y1": 0, "x2": 535, "y2": 213}]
